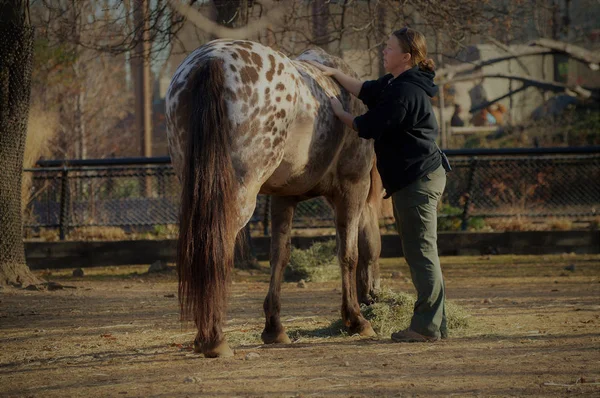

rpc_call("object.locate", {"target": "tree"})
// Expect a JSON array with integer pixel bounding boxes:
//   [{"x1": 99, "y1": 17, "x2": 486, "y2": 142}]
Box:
[
  {"x1": 1, "y1": 0, "x2": 180, "y2": 286},
  {"x1": 30, "y1": 2, "x2": 135, "y2": 159},
  {"x1": 0, "y1": 0, "x2": 40, "y2": 286}
]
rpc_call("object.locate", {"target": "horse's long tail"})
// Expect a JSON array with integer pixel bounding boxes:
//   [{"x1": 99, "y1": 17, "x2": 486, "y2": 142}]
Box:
[{"x1": 177, "y1": 58, "x2": 237, "y2": 344}]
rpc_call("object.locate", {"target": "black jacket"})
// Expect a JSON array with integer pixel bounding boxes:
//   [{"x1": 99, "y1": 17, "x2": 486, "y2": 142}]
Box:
[{"x1": 354, "y1": 66, "x2": 442, "y2": 197}]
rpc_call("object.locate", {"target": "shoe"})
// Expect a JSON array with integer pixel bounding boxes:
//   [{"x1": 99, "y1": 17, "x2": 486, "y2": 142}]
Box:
[{"x1": 391, "y1": 328, "x2": 439, "y2": 343}]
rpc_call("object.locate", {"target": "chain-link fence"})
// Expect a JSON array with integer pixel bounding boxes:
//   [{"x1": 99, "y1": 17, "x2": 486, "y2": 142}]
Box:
[
  {"x1": 23, "y1": 148, "x2": 600, "y2": 239},
  {"x1": 440, "y1": 150, "x2": 600, "y2": 231}
]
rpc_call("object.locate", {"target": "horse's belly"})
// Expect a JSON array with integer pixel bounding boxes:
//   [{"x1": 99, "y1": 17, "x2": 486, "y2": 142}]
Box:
[{"x1": 260, "y1": 110, "x2": 342, "y2": 196}]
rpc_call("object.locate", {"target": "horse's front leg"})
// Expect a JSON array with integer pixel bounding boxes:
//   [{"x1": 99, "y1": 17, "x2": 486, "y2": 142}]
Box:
[
  {"x1": 261, "y1": 196, "x2": 298, "y2": 344},
  {"x1": 333, "y1": 195, "x2": 376, "y2": 337}
]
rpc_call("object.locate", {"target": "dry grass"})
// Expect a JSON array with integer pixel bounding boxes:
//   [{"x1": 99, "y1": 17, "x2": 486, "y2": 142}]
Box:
[
  {"x1": 486, "y1": 217, "x2": 540, "y2": 232},
  {"x1": 482, "y1": 216, "x2": 591, "y2": 232},
  {"x1": 548, "y1": 218, "x2": 573, "y2": 231},
  {"x1": 25, "y1": 227, "x2": 131, "y2": 242},
  {"x1": 68, "y1": 226, "x2": 129, "y2": 241},
  {"x1": 24, "y1": 225, "x2": 183, "y2": 241},
  {"x1": 22, "y1": 105, "x2": 58, "y2": 213}
]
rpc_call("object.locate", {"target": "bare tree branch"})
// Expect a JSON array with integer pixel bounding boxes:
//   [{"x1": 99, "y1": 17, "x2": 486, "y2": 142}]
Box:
[
  {"x1": 446, "y1": 73, "x2": 596, "y2": 100},
  {"x1": 437, "y1": 48, "x2": 557, "y2": 80},
  {"x1": 168, "y1": 0, "x2": 288, "y2": 40},
  {"x1": 530, "y1": 38, "x2": 600, "y2": 70}
]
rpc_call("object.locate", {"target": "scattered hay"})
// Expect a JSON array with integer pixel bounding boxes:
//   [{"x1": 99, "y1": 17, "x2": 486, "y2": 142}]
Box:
[
  {"x1": 288, "y1": 321, "x2": 348, "y2": 340},
  {"x1": 311, "y1": 288, "x2": 471, "y2": 339},
  {"x1": 444, "y1": 300, "x2": 471, "y2": 330},
  {"x1": 284, "y1": 240, "x2": 339, "y2": 282},
  {"x1": 226, "y1": 329, "x2": 263, "y2": 347}
]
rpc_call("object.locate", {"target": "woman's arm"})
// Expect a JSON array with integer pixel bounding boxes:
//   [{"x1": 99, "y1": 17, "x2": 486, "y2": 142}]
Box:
[
  {"x1": 308, "y1": 61, "x2": 363, "y2": 97},
  {"x1": 330, "y1": 97, "x2": 357, "y2": 131},
  {"x1": 330, "y1": 95, "x2": 407, "y2": 141}
]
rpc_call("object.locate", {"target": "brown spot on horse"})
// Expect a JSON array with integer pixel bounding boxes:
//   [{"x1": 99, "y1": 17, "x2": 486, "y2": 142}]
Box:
[
  {"x1": 240, "y1": 66, "x2": 259, "y2": 85},
  {"x1": 251, "y1": 52, "x2": 263, "y2": 69},
  {"x1": 266, "y1": 55, "x2": 276, "y2": 81},
  {"x1": 250, "y1": 92, "x2": 259, "y2": 107},
  {"x1": 235, "y1": 41, "x2": 253, "y2": 50},
  {"x1": 237, "y1": 49, "x2": 252, "y2": 63}
]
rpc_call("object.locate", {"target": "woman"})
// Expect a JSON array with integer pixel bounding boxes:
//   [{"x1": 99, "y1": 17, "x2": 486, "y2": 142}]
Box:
[{"x1": 311, "y1": 27, "x2": 448, "y2": 342}]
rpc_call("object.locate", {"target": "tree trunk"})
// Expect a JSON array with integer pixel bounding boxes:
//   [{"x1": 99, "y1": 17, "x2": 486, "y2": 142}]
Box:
[
  {"x1": 0, "y1": 0, "x2": 39, "y2": 286},
  {"x1": 214, "y1": 0, "x2": 241, "y2": 28},
  {"x1": 133, "y1": 0, "x2": 153, "y2": 196},
  {"x1": 312, "y1": 0, "x2": 329, "y2": 50}
]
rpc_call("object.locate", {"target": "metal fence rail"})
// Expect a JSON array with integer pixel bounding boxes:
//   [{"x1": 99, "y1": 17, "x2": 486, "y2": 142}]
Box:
[{"x1": 24, "y1": 147, "x2": 600, "y2": 239}]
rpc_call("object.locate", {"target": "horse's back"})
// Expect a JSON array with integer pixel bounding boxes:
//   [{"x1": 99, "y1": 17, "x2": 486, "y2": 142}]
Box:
[{"x1": 165, "y1": 39, "x2": 373, "y2": 197}]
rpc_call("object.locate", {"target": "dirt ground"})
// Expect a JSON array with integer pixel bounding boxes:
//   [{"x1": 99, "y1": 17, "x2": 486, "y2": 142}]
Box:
[{"x1": 1, "y1": 254, "x2": 599, "y2": 397}]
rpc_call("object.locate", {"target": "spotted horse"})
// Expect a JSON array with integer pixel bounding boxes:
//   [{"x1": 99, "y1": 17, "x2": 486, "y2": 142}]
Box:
[{"x1": 166, "y1": 39, "x2": 383, "y2": 358}]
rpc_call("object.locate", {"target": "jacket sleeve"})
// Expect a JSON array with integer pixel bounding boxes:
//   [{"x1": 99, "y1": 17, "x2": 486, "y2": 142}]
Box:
[
  {"x1": 353, "y1": 99, "x2": 408, "y2": 141},
  {"x1": 357, "y1": 78, "x2": 387, "y2": 109}
]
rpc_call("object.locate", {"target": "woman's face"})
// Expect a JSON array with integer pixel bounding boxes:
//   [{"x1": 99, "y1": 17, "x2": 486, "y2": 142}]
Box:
[{"x1": 382, "y1": 35, "x2": 411, "y2": 73}]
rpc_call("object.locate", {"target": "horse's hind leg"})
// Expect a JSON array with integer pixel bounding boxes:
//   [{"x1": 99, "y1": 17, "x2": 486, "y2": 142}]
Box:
[
  {"x1": 333, "y1": 193, "x2": 376, "y2": 337},
  {"x1": 191, "y1": 193, "x2": 259, "y2": 358},
  {"x1": 357, "y1": 204, "x2": 381, "y2": 305},
  {"x1": 262, "y1": 196, "x2": 298, "y2": 344}
]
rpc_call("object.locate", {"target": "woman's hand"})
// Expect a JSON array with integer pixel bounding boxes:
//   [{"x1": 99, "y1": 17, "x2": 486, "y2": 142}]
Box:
[
  {"x1": 328, "y1": 96, "x2": 356, "y2": 131},
  {"x1": 308, "y1": 60, "x2": 337, "y2": 77},
  {"x1": 329, "y1": 97, "x2": 344, "y2": 115}
]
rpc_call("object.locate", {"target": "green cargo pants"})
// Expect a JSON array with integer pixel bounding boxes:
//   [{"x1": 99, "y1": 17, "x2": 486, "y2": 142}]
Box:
[{"x1": 392, "y1": 164, "x2": 447, "y2": 339}]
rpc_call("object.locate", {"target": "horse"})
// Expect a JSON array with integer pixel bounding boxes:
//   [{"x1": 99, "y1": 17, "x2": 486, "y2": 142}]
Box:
[{"x1": 165, "y1": 39, "x2": 382, "y2": 357}]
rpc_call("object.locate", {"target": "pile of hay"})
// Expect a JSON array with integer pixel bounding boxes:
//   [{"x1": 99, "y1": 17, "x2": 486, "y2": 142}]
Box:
[
  {"x1": 284, "y1": 240, "x2": 340, "y2": 282},
  {"x1": 319, "y1": 288, "x2": 471, "y2": 338},
  {"x1": 362, "y1": 288, "x2": 471, "y2": 337}
]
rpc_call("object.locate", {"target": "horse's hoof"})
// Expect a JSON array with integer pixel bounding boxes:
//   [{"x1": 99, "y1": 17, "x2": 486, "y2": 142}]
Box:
[
  {"x1": 194, "y1": 339, "x2": 234, "y2": 358},
  {"x1": 261, "y1": 329, "x2": 291, "y2": 344},
  {"x1": 348, "y1": 320, "x2": 376, "y2": 337}
]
